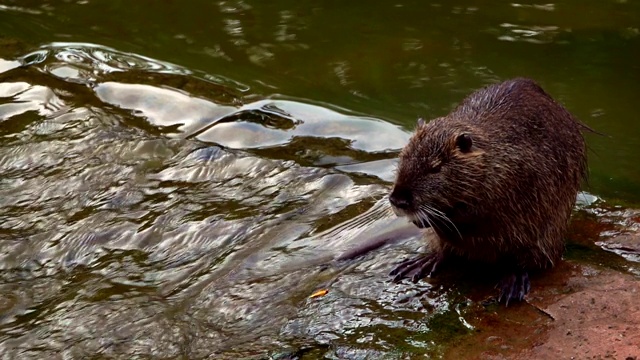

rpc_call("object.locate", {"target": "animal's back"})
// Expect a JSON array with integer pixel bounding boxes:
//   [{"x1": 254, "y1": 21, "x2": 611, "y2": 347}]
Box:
[{"x1": 450, "y1": 78, "x2": 587, "y2": 268}]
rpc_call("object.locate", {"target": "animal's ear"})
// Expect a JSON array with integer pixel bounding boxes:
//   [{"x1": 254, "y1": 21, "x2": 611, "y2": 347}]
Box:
[
  {"x1": 417, "y1": 117, "x2": 425, "y2": 127},
  {"x1": 456, "y1": 133, "x2": 473, "y2": 153}
]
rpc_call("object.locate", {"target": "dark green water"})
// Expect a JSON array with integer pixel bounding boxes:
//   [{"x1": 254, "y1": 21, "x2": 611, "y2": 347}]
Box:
[{"x1": 1, "y1": 1, "x2": 639, "y2": 359}]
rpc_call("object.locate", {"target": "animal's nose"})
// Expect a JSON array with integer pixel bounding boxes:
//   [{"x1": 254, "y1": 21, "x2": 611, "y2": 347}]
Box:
[{"x1": 389, "y1": 188, "x2": 412, "y2": 210}]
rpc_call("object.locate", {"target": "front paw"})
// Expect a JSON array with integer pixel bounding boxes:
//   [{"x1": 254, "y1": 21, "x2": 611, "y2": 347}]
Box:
[{"x1": 389, "y1": 253, "x2": 443, "y2": 283}]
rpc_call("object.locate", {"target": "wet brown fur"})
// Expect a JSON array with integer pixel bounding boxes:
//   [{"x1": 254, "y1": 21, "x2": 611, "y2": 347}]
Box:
[{"x1": 392, "y1": 78, "x2": 588, "y2": 272}]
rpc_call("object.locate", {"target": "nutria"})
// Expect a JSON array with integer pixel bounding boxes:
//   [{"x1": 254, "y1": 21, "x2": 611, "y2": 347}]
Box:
[{"x1": 388, "y1": 78, "x2": 588, "y2": 304}]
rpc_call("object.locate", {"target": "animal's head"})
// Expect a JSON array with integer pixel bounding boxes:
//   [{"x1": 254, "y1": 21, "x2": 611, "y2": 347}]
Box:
[{"x1": 389, "y1": 117, "x2": 487, "y2": 230}]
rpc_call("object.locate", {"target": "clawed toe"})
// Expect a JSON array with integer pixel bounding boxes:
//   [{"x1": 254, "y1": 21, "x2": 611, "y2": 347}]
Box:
[
  {"x1": 497, "y1": 271, "x2": 530, "y2": 306},
  {"x1": 389, "y1": 253, "x2": 442, "y2": 283}
]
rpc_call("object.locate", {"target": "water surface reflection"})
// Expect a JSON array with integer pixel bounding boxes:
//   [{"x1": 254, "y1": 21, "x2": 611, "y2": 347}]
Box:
[{"x1": 1, "y1": 43, "x2": 446, "y2": 358}]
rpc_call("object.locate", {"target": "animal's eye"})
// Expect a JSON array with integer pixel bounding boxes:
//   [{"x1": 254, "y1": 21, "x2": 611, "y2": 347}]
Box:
[
  {"x1": 430, "y1": 163, "x2": 442, "y2": 173},
  {"x1": 456, "y1": 133, "x2": 473, "y2": 153}
]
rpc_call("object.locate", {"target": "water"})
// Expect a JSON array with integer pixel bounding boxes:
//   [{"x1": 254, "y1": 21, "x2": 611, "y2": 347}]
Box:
[{"x1": 1, "y1": 1, "x2": 639, "y2": 358}]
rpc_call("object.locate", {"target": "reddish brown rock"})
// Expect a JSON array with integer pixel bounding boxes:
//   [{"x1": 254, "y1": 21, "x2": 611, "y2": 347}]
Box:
[
  {"x1": 444, "y1": 255, "x2": 640, "y2": 359},
  {"x1": 522, "y1": 267, "x2": 640, "y2": 359}
]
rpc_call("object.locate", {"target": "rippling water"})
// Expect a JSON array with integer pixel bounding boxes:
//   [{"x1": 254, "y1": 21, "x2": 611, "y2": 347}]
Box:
[
  {"x1": 0, "y1": 42, "x2": 433, "y2": 358},
  {"x1": 1, "y1": 1, "x2": 640, "y2": 359}
]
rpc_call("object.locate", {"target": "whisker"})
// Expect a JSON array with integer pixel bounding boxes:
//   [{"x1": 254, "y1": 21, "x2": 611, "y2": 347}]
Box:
[
  {"x1": 420, "y1": 205, "x2": 451, "y2": 231},
  {"x1": 419, "y1": 204, "x2": 463, "y2": 240},
  {"x1": 417, "y1": 208, "x2": 436, "y2": 231}
]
